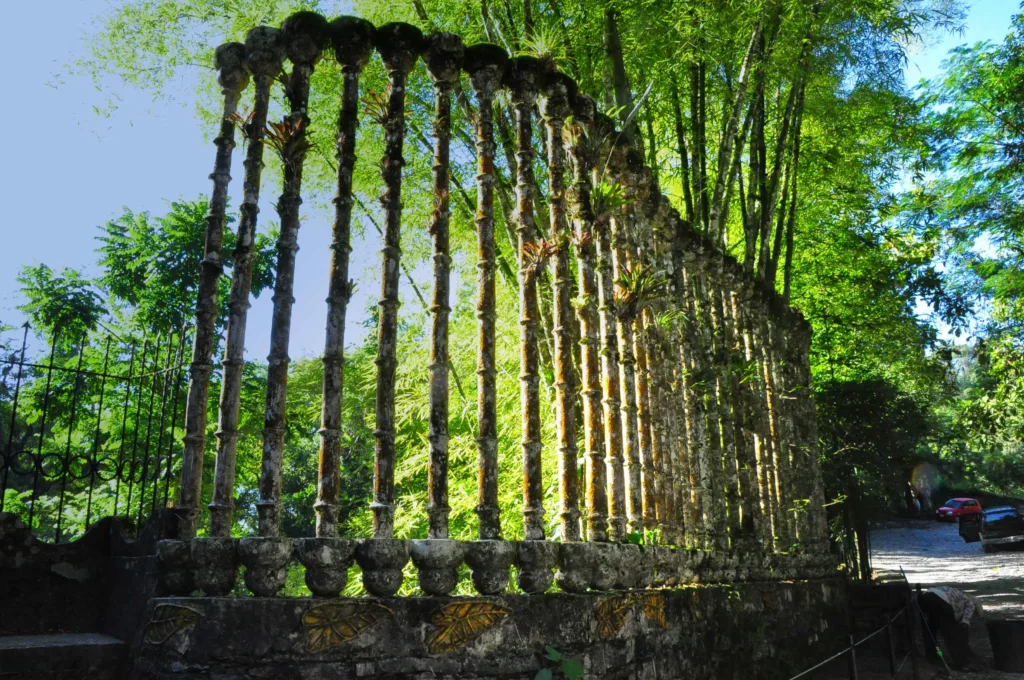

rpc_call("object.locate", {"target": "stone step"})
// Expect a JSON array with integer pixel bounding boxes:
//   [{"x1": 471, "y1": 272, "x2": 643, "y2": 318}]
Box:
[{"x1": 0, "y1": 633, "x2": 127, "y2": 680}]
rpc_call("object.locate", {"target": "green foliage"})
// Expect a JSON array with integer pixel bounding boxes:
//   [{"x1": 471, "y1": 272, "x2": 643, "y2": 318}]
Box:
[
  {"x1": 17, "y1": 265, "x2": 105, "y2": 342},
  {"x1": 537, "y1": 646, "x2": 584, "y2": 680},
  {"x1": 96, "y1": 199, "x2": 276, "y2": 334}
]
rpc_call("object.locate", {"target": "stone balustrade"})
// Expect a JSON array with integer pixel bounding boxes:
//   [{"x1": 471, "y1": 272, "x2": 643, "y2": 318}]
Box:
[{"x1": 162, "y1": 10, "x2": 835, "y2": 599}]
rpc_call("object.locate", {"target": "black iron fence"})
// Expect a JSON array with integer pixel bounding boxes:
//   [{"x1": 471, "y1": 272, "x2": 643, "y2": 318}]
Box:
[{"x1": 0, "y1": 324, "x2": 189, "y2": 543}]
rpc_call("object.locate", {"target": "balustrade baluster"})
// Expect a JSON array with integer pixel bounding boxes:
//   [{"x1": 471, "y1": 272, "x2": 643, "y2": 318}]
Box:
[
  {"x1": 566, "y1": 94, "x2": 608, "y2": 543},
  {"x1": 258, "y1": 12, "x2": 328, "y2": 538},
  {"x1": 209, "y1": 27, "x2": 285, "y2": 537},
  {"x1": 606, "y1": 141, "x2": 644, "y2": 537},
  {"x1": 315, "y1": 16, "x2": 376, "y2": 538},
  {"x1": 506, "y1": 56, "x2": 546, "y2": 541},
  {"x1": 539, "y1": 71, "x2": 582, "y2": 542},
  {"x1": 422, "y1": 33, "x2": 464, "y2": 541},
  {"x1": 370, "y1": 23, "x2": 424, "y2": 539},
  {"x1": 175, "y1": 43, "x2": 249, "y2": 539},
  {"x1": 592, "y1": 114, "x2": 627, "y2": 543},
  {"x1": 464, "y1": 44, "x2": 508, "y2": 541}
]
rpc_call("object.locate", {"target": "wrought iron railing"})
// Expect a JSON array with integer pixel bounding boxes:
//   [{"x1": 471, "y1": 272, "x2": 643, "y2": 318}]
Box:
[
  {"x1": 0, "y1": 325, "x2": 189, "y2": 543},
  {"x1": 138, "y1": 12, "x2": 836, "y2": 597}
]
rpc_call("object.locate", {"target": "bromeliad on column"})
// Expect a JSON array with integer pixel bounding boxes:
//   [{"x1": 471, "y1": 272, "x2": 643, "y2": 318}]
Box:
[
  {"x1": 208, "y1": 27, "x2": 285, "y2": 539},
  {"x1": 174, "y1": 43, "x2": 249, "y2": 542},
  {"x1": 410, "y1": 32, "x2": 467, "y2": 597}
]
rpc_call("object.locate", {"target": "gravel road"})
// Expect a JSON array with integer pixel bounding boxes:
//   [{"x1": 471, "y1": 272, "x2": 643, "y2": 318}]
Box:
[
  {"x1": 871, "y1": 519, "x2": 1024, "y2": 621},
  {"x1": 868, "y1": 519, "x2": 1024, "y2": 679}
]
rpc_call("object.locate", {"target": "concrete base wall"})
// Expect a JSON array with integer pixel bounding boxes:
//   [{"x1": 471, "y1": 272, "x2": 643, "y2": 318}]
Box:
[{"x1": 132, "y1": 579, "x2": 847, "y2": 680}]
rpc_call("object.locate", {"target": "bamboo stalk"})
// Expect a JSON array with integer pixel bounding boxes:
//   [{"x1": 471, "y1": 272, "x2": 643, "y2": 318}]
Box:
[
  {"x1": 175, "y1": 43, "x2": 249, "y2": 540},
  {"x1": 208, "y1": 28, "x2": 284, "y2": 538},
  {"x1": 539, "y1": 71, "x2": 582, "y2": 542},
  {"x1": 465, "y1": 44, "x2": 509, "y2": 540},
  {"x1": 370, "y1": 22, "x2": 424, "y2": 539},
  {"x1": 316, "y1": 16, "x2": 377, "y2": 538},
  {"x1": 257, "y1": 12, "x2": 328, "y2": 538},
  {"x1": 422, "y1": 33, "x2": 464, "y2": 540}
]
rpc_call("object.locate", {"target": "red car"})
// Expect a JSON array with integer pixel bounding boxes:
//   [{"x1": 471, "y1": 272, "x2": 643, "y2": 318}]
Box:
[{"x1": 936, "y1": 497, "x2": 982, "y2": 522}]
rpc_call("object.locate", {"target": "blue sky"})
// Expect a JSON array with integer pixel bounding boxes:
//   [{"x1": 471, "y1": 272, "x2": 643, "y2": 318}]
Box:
[{"x1": 0, "y1": 0, "x2": 1020, "y2": 359}]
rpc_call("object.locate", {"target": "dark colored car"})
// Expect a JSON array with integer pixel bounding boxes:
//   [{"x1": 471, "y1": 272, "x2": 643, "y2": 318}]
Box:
[
  {"x1": 959, "y1": 506, "x2": 1024, "y2": 553},
  {"x1": 936, "y1": 497, "x2": 982, "y2": 521}
]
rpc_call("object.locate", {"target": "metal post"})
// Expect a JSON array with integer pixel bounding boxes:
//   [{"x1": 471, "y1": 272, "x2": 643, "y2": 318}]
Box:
[
  {"x1": 904, "y1": 607, "x2": 919, "y2": 680},
  {"x1": 847, "y1": 634, "x2": 859, "y2": 680},
  {"x1": 887, "y1": 612, "x2": 897, "y2": 676}
]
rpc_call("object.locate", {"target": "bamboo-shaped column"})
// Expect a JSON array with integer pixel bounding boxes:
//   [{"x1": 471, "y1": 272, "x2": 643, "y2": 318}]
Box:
[
  {"x1": 643, "y1": 194, "x2": 678, "y2": 543},
  {"x1": 592, "y1": 114, "x2": 627, "y2": 542},
  {"x1": 566, "y1": 94, "x2": 608, "y2": 542},
  {"x1": 175, "y1": 43, "x2": 249, "y2": 539},
  {"x1": 371, "y1": 22, "x2": 424, "y2": 539},
  {"x1": 422, "y1": 33, "x2": 464, "y2": 540},
  {"x1": 771, "y1": 314, "x2": 803, "y2": 544},
  {"x1": 760, "y1": 310, "x2": 794, "y2": 547},
  {"x1": 607, "y1": 140, "x2": 644, "y2": 536},
  {"x1": 737, "y1": 292, "x2": 779, "y2": 551},
  {"x1": 705, "y1": 264, "x2": 742, "y2": 548},
  {"x1": 539, "y1": 71, "x2": 582, "y2": 542},
  {"x1": 315, "y1": 17, "x2": 376, "y2": 537},
  {"x1": 465, "y1": 45, "x2": 508, "y2": 541},
  {"x1": 209, "y1": 28, "x2": 284, "y2": 537},
  {"x1": 679, "y1": 264, "x2": 714, "y2": 549},
  {"x1": 791, "y1": 318, "x2": 830, "y2": 551},
  {"x1": 506, "y1": 56, "x2": 546, "y2": 541},
  {"x1": 754, "y1": 304, "x2": 788, "y2": 550},
  {"x1": 723, "y1": 278, "x2": 760, "y2": 548},
  {"x1": 622, "y1": 153, "x2": 659, "y2": 535},
  {"x1": 257, "y1": 12, "x2": 328, "y2": 538}
]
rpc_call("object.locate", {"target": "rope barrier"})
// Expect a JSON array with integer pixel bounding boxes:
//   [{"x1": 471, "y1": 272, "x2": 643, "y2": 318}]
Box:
[{"x1": 786, "y1": 605, "x2": 912, "y2": 679}]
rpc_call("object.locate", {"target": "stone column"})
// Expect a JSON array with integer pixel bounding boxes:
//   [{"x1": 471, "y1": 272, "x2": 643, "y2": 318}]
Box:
[
  {"x1": 539, "y1": 71, "x2": 582, "y2": 542},
  {"x1": 175, "y1": 42, "x2": 249, "y2": 540},
  {"x1": 606, "y1": 140, "x2": 644, "y2": 537},
  {"x1": 209, "y1": 27, "x2": 285, "y2": 537},
  {"x1": 566, "y1": 93, "x2": 608, "y2": 543},
  {"x1": 464, "y1": 44, "x2": 508, "y2": 542},
  {"x1": 315, "y1": 16, "x2": 376, "y2": 538},
  {"x1": 422, "y1": 32, "x2": 464, "y2": 541},
  {"x1": 592, "y1": 114, "x2": 627, "y2": 542},
  {"x1": 257, "y1": 11, "x2": 328, "y2": 538},
  {"x1": 505, "y1": 56, "x2": 546, "y2": 541},
  {"x1": 370, "y1": 22, "x2": 423, "y2": 539}
]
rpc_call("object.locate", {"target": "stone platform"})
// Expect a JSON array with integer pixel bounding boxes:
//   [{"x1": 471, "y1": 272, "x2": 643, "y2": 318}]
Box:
[{"x1": 132, "y1": 579, "x2": 846, "y2": 680}]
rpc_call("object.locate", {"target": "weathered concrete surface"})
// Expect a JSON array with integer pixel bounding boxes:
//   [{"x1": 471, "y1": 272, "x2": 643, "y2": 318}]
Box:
[{"x1": 132, "y1": 579, "x2": 846, "y2": 680}]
